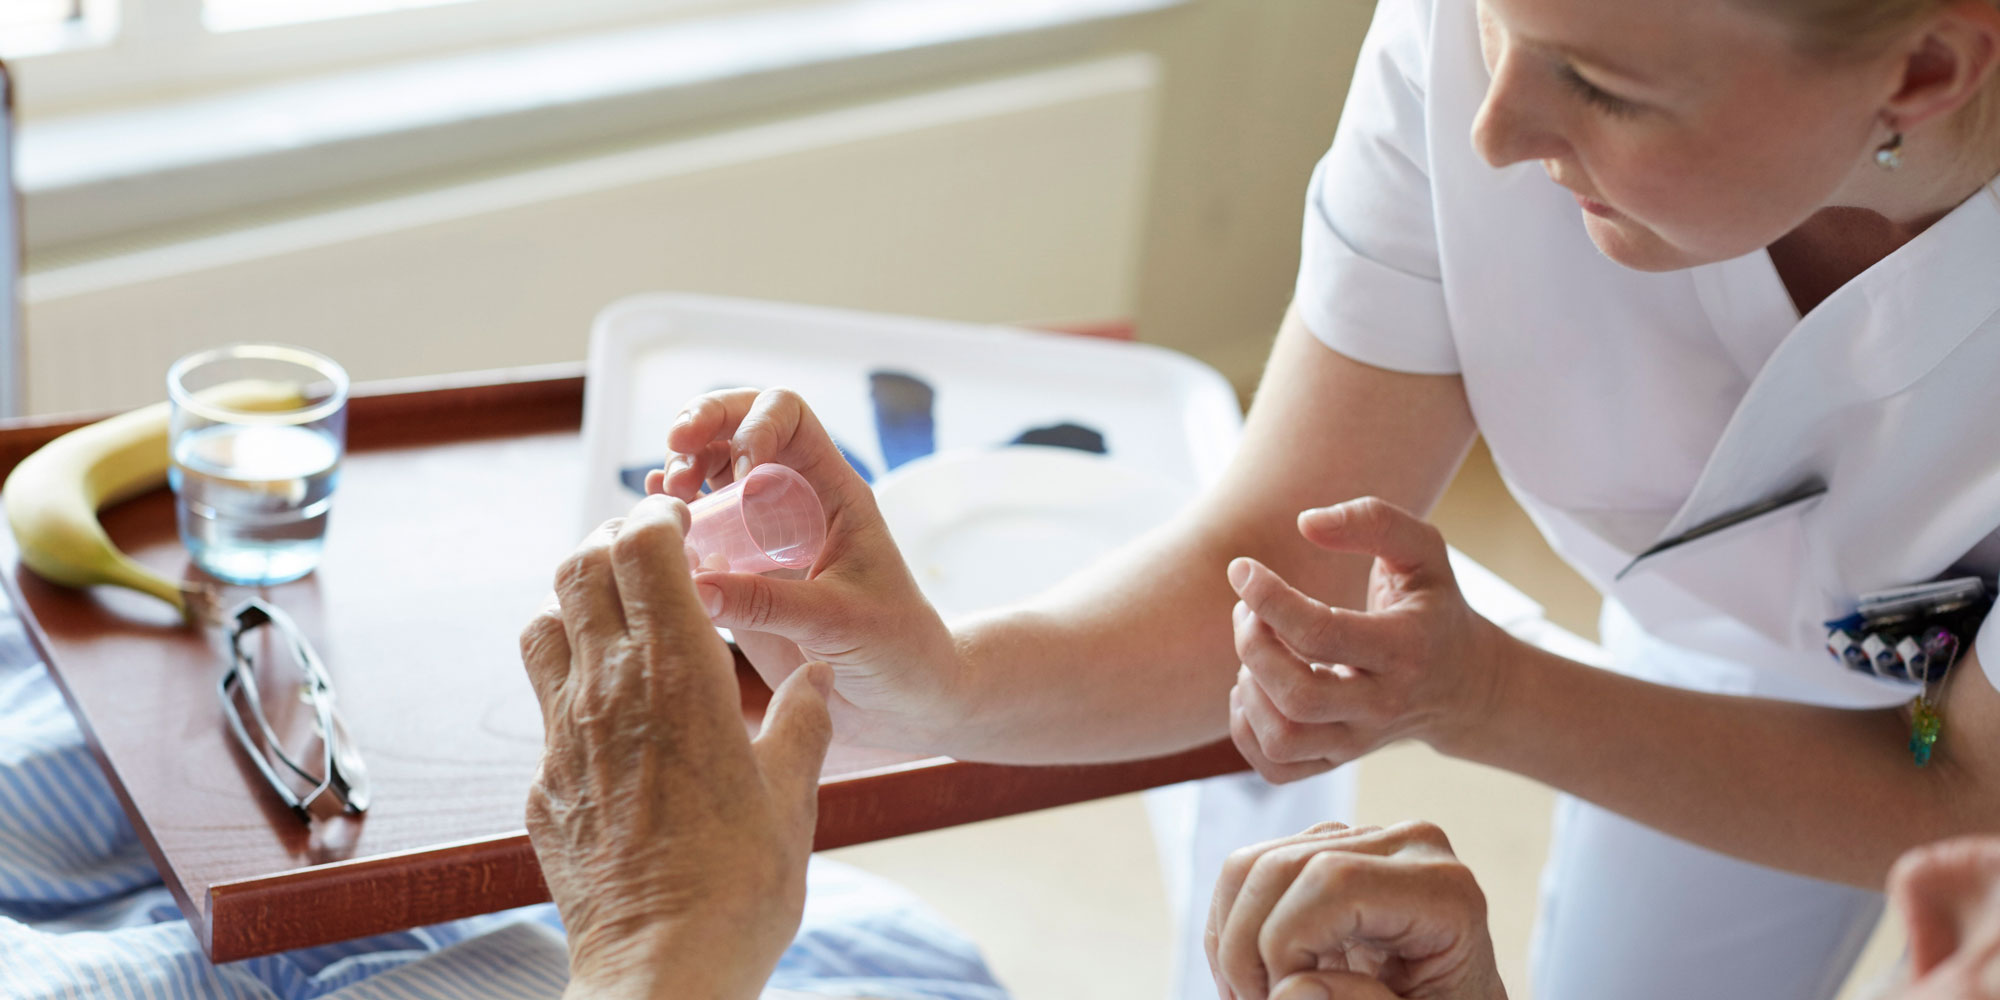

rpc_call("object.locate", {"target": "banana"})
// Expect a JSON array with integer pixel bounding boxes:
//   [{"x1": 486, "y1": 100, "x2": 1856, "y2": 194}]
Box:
[{"x1": 3, "y1": 382, "x2": 304, "y2": 622}]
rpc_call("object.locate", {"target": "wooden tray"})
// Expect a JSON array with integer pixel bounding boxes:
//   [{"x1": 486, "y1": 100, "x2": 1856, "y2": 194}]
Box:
[{"x1": 0, "y1": 364, "x2": 1246, "y2": 962}]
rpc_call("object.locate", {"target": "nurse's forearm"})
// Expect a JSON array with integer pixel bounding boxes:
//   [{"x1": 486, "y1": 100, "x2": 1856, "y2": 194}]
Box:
[
  {"x1": 941, "y1": 518, "x2": 1376, "y2": 763},
  {"x1": 1447, "y1": 638, "x2": 2000, "y2": 887},
  {"x1": 932, "y1": 313, "x2": 1477, "y2": 764}
]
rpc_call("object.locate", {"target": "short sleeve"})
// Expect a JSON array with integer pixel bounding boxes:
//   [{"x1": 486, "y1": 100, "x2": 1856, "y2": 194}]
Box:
[
  {"x1": 1294, "y1": 0, "x2": 1459, "y2": 375},
  {"x1": 1976, "y1": 593, "x2": 2000, "y2": 690}
]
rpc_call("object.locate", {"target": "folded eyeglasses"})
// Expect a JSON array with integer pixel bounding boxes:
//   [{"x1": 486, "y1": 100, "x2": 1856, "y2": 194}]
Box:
[{"x1": 218, "y1": 599, "x2": 370, "y2": 822}]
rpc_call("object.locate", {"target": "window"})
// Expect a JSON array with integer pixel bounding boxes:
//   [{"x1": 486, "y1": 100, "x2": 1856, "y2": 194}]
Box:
[
  {"x1": 0, "y1": 0, "x2": 81, "y2": 32},
  {"x1": 204, "y1": 0, "x2": 477, "y2": 33},
  {"x1": 3, "y1": 0, "x2": 792, "y2": 114},
  {"x1": 0, "y1": 0, "x2": 98, "y2": 60}
]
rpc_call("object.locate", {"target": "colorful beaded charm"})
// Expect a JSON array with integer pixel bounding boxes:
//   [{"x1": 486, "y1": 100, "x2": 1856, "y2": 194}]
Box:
[{"x1": 1910, "y1": 698, "x2": 1944, "y2": 766}]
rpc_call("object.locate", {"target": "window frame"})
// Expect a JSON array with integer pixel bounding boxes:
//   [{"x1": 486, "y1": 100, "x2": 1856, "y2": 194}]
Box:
[{"x1": 7, "y1": 0, "x2": 796, "y2": 115}]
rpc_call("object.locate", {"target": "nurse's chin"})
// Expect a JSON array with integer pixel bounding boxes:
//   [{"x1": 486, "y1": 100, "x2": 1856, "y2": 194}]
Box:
[{"x1": 1580, "y1": 211, "x2": 1716, "y2": 273}]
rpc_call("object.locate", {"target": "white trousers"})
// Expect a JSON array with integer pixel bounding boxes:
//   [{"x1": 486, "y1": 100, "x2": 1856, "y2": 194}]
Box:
[{"x1": 1529, "y1": 791, "x2": 1881, "y2": 1000}]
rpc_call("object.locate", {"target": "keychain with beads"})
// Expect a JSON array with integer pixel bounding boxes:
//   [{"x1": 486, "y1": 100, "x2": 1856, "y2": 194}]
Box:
[{"x1": 1909, "y1": 627, "x2": 1961, "y2": 766}]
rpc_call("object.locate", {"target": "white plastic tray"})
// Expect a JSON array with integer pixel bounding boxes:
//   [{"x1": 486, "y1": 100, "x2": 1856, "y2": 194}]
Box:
[{"x1": 580, "y1": 294, "x2": 1245, "y2": 532}]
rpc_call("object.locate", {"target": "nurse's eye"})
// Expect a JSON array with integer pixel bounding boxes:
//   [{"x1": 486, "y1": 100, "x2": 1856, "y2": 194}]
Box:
[{"x1": 1557, "y1": 63, "x2": 1644, "y2": 118}]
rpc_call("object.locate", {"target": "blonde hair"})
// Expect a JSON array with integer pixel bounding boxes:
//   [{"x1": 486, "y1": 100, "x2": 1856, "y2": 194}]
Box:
[
  {"x1": 1734, "y1": 3, "x2": 2000, "y2": 368},
  {"x1": 1752, "y1": 0, "x2": 1959, "y2": 52},
  {"x1": 1744, "y1": 0, "x2": 2000, "y2": 153},
  {"x1": 1747, "y1": 0, "x2": 1999, "y2": 54}
]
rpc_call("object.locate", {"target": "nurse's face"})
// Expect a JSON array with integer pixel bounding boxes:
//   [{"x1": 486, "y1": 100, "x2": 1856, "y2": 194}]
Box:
[
  {"x1": 1471, "y1": 0, "x2": 1901, "y2": 271},
  {"x1": 1873, "y1": 837, "x2": 2000, "y2": 1000}
]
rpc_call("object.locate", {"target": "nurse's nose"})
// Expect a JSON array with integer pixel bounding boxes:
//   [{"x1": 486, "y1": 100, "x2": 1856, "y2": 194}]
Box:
[{"x1": 1471, "y1": 51, "x2": 1568, "y2": 168}]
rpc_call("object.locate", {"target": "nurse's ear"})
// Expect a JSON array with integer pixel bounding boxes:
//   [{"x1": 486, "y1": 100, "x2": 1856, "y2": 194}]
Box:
[{"x1": 1875, "y1": 1, "x2": 2000, "y2": 136}]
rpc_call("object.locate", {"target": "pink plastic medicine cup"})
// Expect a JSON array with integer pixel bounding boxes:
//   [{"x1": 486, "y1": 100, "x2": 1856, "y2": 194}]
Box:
[{"x1": 685, "y1": 464, "x2": 827, "y2": 574}]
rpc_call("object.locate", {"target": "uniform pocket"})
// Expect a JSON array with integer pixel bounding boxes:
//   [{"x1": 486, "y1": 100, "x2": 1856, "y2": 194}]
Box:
[{"x1": 1616, "y1": 490, "x2": 1827, "y2": 649}]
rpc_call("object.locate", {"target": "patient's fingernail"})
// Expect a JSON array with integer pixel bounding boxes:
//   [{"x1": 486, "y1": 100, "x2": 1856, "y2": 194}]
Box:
[
  {"x1": 696, "y1": 583, "x2": 723, "y2": 617},
  {"x1": 1227, "y1": 557, "x2": 1252, "y2": 590},
  {"x1": 1272, "y1": 978, "x2": 1331, "y2": 1000},
  {"x1": 734, "y1": 454, "x2": 753, "y2": 480}
]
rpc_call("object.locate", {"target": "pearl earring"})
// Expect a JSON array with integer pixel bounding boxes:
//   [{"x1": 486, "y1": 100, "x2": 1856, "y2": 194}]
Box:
[{"x1": 1875, "y1": 132, "x2": 1904, "y2": 171}]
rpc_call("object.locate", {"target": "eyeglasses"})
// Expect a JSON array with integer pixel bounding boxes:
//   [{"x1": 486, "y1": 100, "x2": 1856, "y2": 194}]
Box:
[{"x1": 218, "y1": 599, "x2": 370, "y2": 822}]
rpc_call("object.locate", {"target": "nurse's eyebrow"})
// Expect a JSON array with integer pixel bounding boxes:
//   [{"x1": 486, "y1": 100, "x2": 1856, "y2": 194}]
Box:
[
  {"x1": 1504, "y1": 18, "x2": 1672, "y2": 92},
  {"x1": 1483, "y1": 0, "x2": 1673, "y2": 94},
  {"x1": 1533, "y1": 36, "x2": 1664, "y2": 91}
]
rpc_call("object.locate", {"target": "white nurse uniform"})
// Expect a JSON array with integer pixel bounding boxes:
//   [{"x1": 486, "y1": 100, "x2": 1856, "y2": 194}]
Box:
[{"x1": 1173, "y1": 0, "x2": 2000, "y2": 996}]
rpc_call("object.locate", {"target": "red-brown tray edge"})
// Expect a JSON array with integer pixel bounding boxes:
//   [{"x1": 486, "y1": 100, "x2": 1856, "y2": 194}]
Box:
[{"x1": 200, "y1": 738, "x2": 1246, "y2": 960}]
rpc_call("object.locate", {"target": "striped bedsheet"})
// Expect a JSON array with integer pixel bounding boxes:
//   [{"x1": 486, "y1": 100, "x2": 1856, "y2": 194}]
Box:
[{"x1": 0, "y1": 592, "x2": 1008, "y2": 1000}]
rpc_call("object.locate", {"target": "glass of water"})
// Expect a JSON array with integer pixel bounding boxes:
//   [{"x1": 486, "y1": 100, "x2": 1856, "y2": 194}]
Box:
[{"x1": 168, "y1": 344, "x2": 349, "y2": 585}]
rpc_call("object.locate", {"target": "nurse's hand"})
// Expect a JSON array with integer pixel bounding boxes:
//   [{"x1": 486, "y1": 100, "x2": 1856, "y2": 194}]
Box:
[
  {"x1": 1206, "y1": 820, "x2": 1506, "y2": 1000},
  {"x1": 648, "y1": 387, "x2": 964, "y2": 752},
  {"x1": 1226, "y1": 497, "x2": 1509, "y2": 783},
  {"x1": 520, "y1": 495, "x2": 835, "y2": 1000}
]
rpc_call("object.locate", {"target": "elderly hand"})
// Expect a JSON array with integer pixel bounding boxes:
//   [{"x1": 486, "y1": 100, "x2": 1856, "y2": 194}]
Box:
[
  {"x1": 1882, "y1": 836, "x2": 2000, "y2": 1000},
  {"x1": 1225, "y1": 497, "x2": 1511, "y2": 783},
  {"x1": 520, "y1": 494, "x2": 835, "y2": 1000},
  {"x1": 648, "y1": 387, "x2": 964, "y2": 753},
  {"x1": 1207, "y1": 821, "x2": 1507, "y2": 1000}
]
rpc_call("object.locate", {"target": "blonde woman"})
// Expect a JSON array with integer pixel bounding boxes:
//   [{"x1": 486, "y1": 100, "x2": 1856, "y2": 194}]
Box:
[{"x1": 642, "y1": 0, "x2": 2000, "y2": 997}]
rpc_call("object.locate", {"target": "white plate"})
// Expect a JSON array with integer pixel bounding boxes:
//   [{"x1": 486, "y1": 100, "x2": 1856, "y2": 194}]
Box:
[{"x1": 874, "y1": 446, "x2": 1192, "y2": 619}]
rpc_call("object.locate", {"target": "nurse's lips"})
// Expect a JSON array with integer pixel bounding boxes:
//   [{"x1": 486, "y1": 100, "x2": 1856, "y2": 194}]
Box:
[
  {"x1": 1544, "y1": 165, "x2": 1618, "y2": 218},
  {"x1": 1572, "y1": 190, "x2": 1618, "y2": 218}
]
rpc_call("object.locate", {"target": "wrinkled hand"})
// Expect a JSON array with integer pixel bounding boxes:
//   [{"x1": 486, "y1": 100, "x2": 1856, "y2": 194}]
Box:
[
  {"x1": 649, "y1": 387, "x2": 963, "y2": 753},
  {"x1": 520, "y1": 494, "x2": 835, "y2": 1000},
  {"x1": 1882, "y1": 836, "x2": 2000, "y2": 1000},
  {"x1": 1207, "y1": 821, "x2": 1507, "y2": 1000},
  {"x1": 1226, "y1": 497, "x2": 1509, "y2": 784}
]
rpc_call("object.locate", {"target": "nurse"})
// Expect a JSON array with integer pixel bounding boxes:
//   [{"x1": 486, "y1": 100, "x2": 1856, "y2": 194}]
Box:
[{"x1": 650, "y1": 0, "x2": 2000, "y2": 997}]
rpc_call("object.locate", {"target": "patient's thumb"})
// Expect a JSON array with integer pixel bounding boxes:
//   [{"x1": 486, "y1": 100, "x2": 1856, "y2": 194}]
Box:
[
  {"x1": 754, "y1": 661, "x2": 835, "y2": 805},
  {"x1": 1271, "y1": 971, "x2": 1401, "y2": 1000}
]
